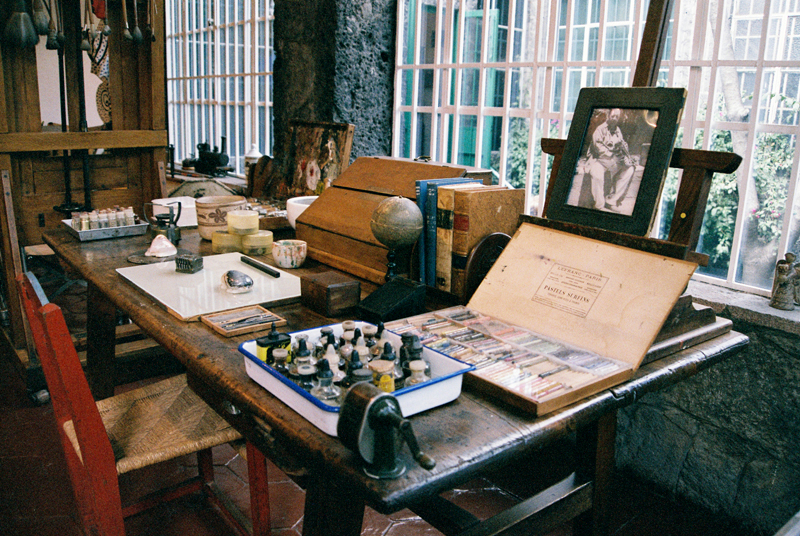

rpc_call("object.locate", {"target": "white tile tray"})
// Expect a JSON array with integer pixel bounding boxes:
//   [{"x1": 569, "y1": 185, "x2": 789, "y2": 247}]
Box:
[{"x1": 240, "y1": 321, "x2": 475, "y2": 436}]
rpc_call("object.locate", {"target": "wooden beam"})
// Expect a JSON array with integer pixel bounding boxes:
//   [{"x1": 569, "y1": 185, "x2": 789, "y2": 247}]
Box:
[
  {"x1": 0, "y1": 161, "x2": 27, "y2": 347},
  {"x1": 633, "y1": 0, "x2": 675, "y2": 87},
  {"x1": 0, "y1": 130, "x2": 168, "y2": 153}
]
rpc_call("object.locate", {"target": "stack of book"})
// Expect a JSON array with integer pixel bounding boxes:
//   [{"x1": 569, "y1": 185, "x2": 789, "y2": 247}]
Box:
[{"x1": 416, "y1": 180, "x2": 525, "y2": 298}]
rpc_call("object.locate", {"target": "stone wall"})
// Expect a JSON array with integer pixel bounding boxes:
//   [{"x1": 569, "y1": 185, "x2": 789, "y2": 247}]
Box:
[
  {"x1": 273, "y1": 0, "x2": 396, "y2": 165},
  {"x1": 617, "y1": 288, "x2": 800, "y2": 534}
]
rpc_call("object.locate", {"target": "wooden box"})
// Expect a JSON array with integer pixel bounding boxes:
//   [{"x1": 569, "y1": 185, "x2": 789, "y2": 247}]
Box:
[
  {"x1": 295, "y1": 156, "x2": 490, "y2": 284},
  {"x1": 386, "y1": 222, "x2": 699, "y2": 416},
  {"x1": 300, "y1": 271, "x2": 361, "y2": 316}
]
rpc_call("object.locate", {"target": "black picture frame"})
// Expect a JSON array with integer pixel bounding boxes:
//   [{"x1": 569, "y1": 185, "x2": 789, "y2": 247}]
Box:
[{"x1": 546, "y1": 87, "x2": 687, "y2": 236}]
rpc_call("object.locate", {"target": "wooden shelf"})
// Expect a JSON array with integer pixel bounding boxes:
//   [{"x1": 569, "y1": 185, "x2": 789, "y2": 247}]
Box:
[{"x1": 0, "y1": 130, "x2": 167, "y2": 153}]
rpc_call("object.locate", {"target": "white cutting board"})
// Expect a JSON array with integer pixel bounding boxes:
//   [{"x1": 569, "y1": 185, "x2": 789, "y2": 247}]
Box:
[{"x1": 116, "y1": 253, "x2": 302, "y2": 321}]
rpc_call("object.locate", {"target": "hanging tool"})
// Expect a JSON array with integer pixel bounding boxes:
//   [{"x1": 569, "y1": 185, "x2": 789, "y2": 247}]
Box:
[
  {"x1": 132, "y1": 0, "x2": 143, "y2": 43},
  {"x1": 52, "y1": 0, "x2": 84, "y2": 214},
  {"x1": 122, "y1": 0, "x2": 132, "y2": 40},
  {"x1": 45, "y1": 0, "x2": 58, "y2": 49},
  {"x1": 79, "y1": 0, "x2": 90, "y2": 50},
  {"x1": 3, "y1": 0, "x2": 39, "y2": 48},
  {"x1": 32, "y1": 0, "x2": 50, "y2": 35}
]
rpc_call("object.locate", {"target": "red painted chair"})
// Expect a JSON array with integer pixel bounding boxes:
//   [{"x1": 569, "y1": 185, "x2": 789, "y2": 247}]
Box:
[{"x1": 16, "y1": 271, "x2": 271, "y2": 536}]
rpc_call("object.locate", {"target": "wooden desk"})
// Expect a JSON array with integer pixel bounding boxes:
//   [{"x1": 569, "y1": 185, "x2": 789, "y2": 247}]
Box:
[{"x1": 42, "y1": 228, "x2": 748, "y2": 536}]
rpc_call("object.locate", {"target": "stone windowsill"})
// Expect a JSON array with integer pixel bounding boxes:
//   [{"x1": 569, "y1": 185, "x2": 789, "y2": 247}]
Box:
[{"x1": 687, "y1": 279, "x2": 800, "y2": 336}]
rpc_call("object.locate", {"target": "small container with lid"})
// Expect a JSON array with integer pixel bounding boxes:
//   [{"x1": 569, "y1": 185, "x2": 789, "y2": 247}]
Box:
[
  {"x1": 310, "y1": 359, "x2": 341, "y2": 404},
  {"x1": 405, "y1": 360, "x2": 429, "y2": 386},
  {"x1": 241, "y1": 230, "x2": 273, "y2": 255},
  {"x1": 227, "y1": 210, "x2": 260, "y2": 235},
  {"x1": 369, "y1": 359, "x2": 395, "y2": 393},
  {"x1": 212, "y1": 231, "x2": 242, "y2": 253}
]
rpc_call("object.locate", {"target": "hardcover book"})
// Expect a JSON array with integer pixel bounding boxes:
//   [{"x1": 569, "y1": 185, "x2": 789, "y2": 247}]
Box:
[
  {"x1": 450, "y1": 186, "x2": 525, "y2": 298},
  {"x1": 415, "y1": 177, "x2": 482, "y2": 286},
  {"x1": 434, "y1": 184, "x2": 502, "y2": 293}
]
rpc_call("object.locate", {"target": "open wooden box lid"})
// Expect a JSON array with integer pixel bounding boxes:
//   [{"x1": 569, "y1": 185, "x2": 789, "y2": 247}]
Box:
[{"x1": 467, "y1": 222, "x2": 697, "y2": 370}]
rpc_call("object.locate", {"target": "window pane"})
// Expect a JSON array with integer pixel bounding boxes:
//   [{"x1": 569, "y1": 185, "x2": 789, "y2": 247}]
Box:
[
  {"x1": 485, "y1": 68, "x2": 506, "y2": 107},
  {"x1": 417, "y1": 112, "x2": 433, "y2": 158},
  {"x1": 510, "y1": 67, "x2": 533, "y2": 109},
  {"x1": 458, "y1": 115, "x2": 478, "y2": 166},
  {"x1": 481, "y1": 116, "x2": 504, "y2": 181},
  {"x1": 461, "y1": 68, "x2": 481, "y2": 106},
  {"x1": 419, "y1": 69, "x2": 434, "y2": 106},
  {"x1": 735, "y1": 133, "x2": 796, "y2": 287},
  {"x1": 506, "y1": 117, "x2": 531, "y2": 190}
]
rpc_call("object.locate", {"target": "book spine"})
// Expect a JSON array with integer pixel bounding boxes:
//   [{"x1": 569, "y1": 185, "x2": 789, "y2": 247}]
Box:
[
  {"x1": 415, "y1": 181, "x2": 428, "y2": 286},
  {"x1": 450, "y1": 252, "x2": 469, "y2": 300},
  {"x1": 425, "y1": 186, "x2": 439, "y2": 286},
  {"x1": 451, "y1": 191, "x2": 472, "y2": 257},
  {"x1": 435, "y1": 187, "x2": 457, "y2": 292}
]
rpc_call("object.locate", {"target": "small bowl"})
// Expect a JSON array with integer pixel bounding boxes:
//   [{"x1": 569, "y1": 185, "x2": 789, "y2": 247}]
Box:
[
  {"x1": 195, "y1": 195, "x2": 247, "y2": 240},
  {"x1": 286, "y1": 196, "x2": 318, "y2": 229},
  {"x1": 272, "y1": 239, "x2": 307, "y2": 269}
]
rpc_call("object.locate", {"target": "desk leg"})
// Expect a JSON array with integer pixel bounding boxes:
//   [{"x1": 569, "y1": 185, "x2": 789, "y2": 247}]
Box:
[
  {"x1": 302, "y1": 470, "x2": 365, "y2": 536},
  {"x1": 575, "y1": 410, "x2": 617, "y2": 536},
  {"x1": 86, "y1": 281, "x2": 117, "y2": 399}
]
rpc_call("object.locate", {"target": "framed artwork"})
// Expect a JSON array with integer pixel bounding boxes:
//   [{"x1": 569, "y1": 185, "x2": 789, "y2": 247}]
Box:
[{"x1": 545, "y1": 87, "x2": 687, "y2": 236}]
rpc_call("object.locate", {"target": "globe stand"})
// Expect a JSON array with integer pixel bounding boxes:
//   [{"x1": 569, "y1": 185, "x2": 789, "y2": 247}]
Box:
[{"x1": 357, "y1": 197, "x2": 426, "y2": 323}]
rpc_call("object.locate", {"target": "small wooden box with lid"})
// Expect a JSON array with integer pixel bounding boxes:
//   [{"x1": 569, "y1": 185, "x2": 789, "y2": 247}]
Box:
[{"x1": 300, "y1": 271, "x2": 361, "y2": 317}]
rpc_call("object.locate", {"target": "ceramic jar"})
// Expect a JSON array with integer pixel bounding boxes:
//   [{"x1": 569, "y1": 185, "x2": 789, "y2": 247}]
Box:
[
  {"x1": 272, "y1": 239, "x2": 307, "y2": 268},
  {"x1": 195, "y1": 195, "x2": 247, "y2": 240}
]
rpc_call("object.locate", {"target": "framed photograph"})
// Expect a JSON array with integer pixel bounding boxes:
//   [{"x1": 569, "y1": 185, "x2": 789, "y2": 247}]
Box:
[{"x1": 545, "y1": 87, "x2": 687, "y2": 236}]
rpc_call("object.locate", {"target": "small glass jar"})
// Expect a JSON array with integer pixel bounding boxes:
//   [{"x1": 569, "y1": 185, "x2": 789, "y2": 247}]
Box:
[
  {"x1": 272, "y1": 348, "x2": 290, "y2": 377},
  {"x1": 405, "y1": 360, "x2": 429, "y2": 386},
  {"x1": 362, "y1": 323, "x2": 378, "y2": 348},
  {"x1": 311, "y1": 359, "x2": 341, "y2": 404},
  {"x1": 369, "y1": 359, "x2": 395, "y2": 393},
  {"x1": 296, "y1": 364, "x2": 317, "y2": 391}
]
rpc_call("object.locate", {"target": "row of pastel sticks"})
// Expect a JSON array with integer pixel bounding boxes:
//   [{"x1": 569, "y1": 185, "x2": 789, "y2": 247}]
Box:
[{"x1": 442, "y1": 308, "x2": 621, "y2": 375}]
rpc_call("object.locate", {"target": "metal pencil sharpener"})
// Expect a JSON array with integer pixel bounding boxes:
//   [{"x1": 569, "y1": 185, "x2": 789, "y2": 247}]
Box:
[{"x1": 175, "y1": 254, "x2": 203, "y2": 274}]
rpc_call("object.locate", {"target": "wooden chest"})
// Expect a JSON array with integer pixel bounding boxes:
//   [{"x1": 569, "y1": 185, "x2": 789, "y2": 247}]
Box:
[
  {"x1": 300, "y1": 271, "x2": 361, "y2": 316},
  {"x1": 295, "y1": 157, "x2": 490, "y2": 284}
]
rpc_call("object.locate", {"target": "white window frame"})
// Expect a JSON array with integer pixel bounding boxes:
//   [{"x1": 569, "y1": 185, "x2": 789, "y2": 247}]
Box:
[
  {"x1": 165, "y1": 0, "x2": 274, "y2": 175},
  {"x1": 393, "y1": 0, "x2": 800, "y2": 296}
]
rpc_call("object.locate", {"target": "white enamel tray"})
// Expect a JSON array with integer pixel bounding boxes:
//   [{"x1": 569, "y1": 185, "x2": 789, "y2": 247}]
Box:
[{"x1": 240, "y1": 321, "x2": 474, "y2": 436}]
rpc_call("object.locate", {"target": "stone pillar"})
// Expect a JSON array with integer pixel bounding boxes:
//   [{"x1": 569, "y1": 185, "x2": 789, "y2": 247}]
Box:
[{"x1": 272, "y1": 0, "x2": 396, "y2": 169}]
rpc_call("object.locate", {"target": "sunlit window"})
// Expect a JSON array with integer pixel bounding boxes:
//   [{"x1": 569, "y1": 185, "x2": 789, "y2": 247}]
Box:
[
  {"x1": 394, "y1": 0, "x2": 800, "y2": 295},
  {"x1": 165, "y1": 0, "x2": 274, "y2": 175}
]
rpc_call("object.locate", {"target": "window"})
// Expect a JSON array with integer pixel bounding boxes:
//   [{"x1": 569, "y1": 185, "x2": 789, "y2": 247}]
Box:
[
  {"x1": 165, "y1": 0, "x2": 274, "y2": 175},
  {"x1": 394, "y1": 0, "x2": 800, "y2": 295}
]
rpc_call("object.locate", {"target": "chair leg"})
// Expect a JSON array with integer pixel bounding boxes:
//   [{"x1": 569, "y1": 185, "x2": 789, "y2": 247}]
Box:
[
  {"x1": 198, "y1": 448, "x2": 215, "y2": 484},
  {"x1": 246, "y1": 441, "x2": 272, "y2": 536}
]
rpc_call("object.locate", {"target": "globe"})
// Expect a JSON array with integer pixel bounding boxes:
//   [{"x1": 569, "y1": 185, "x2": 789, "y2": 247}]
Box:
[{"x1": 370, "y1": 196, "x2": 424, "y2": 250}]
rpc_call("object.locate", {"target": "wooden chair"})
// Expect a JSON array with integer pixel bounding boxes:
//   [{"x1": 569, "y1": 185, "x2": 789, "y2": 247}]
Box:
[{"x1": 16, "y1": 271, "x2": 272, "y2": 536}]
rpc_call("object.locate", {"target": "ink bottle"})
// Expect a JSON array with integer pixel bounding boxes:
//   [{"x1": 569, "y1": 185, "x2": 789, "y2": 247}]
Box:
[
  {"x1": 272, "y1": 348, "x2": 290, "y2": 377},
  {"x1": 405, "y1": 360, "x2": 428, "y2": 386},
  {"x1": 380, "y1": 341, "x2": 405, "y2": 389},
  {"x1": 311, "y1": 359, "x2": 341, "y2": 404},
  {"x1": 368, "y1": 359, "x2": 395, "y2": 393},
  {"x1": 322, "y1": 344, "x2": 346, "y2": 385},
  {"x1": 362, "y1": 323, "x2": 378, "y2": 349},
  {"x1": 296, "y1": 364, "x2": 317, "y2": 392}
]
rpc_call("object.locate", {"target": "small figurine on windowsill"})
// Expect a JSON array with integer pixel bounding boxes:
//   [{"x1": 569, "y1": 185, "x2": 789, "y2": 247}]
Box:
[{"x1": 770, "y1": 254, "x2": 797, "y2": 310}]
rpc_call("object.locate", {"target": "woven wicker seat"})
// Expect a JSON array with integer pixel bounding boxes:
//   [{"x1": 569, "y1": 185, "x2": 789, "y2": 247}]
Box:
[{"x1": 17, "y1": 271, "x2": 271, "y2": 536}]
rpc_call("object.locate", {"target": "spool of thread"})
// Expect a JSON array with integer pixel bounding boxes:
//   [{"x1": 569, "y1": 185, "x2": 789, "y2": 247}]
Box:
[{"x1": 227, "y1": 210, "x2": 260, "y2": 235}]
